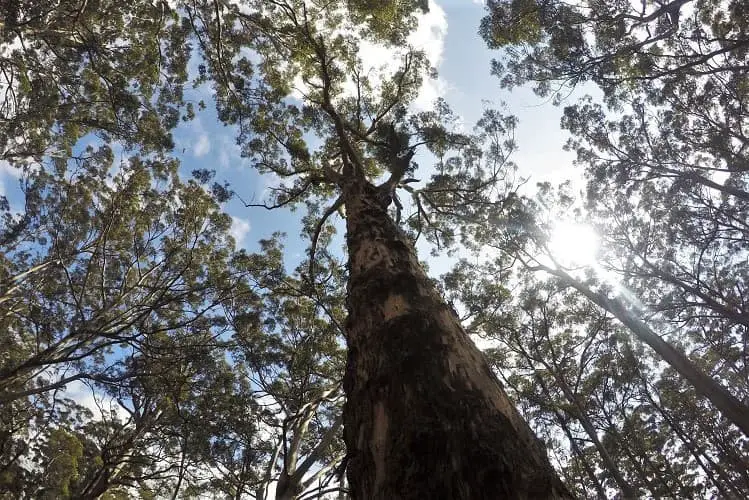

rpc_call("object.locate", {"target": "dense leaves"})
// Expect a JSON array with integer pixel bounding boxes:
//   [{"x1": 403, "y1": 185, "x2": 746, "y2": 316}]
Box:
[
  {"x1": 0, "y1": 0, "x2": 192, "y2": 161},
  {"x1": 480, "y1": 0, "x2": 749, "y2": 102}
]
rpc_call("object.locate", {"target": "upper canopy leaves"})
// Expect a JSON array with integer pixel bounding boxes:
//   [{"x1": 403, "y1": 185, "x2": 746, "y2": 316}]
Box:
[
  {"x1": 480, "y1": 0, "x2": 749, "y2": 102},
  {"x1": 0, "y1": 0, "x2": 194, "y2": 162}
]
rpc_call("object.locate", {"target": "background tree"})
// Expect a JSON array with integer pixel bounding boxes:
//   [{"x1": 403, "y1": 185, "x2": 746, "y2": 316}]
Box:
[
  {"x1": 0, "y1": 147, "x2": 265, "y2": 496},
  {"x1": 443, "y1": 256, "x2": 749, "y2": 497},
  {"x1": 480, "y1": 0, "x2": 748, "y2": 103},
  {"x1": 455, "y1": 2, "x2": 749, "y2": 494}
]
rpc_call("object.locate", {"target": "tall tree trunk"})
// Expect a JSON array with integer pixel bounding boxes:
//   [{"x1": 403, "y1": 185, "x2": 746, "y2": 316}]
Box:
[
  {"x1": 550, "y1": 267, "x2": 749, "y2": 437},
  {"x1": 341, "y1": 181, "x2": 571, "y2": 499},
  {"x1": 603, "y1": 408, "x2": 678, "y2": 498}
]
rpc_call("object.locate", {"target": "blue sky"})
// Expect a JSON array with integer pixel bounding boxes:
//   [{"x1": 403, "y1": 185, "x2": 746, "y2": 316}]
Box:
[{"x1": 439, "y1": 1, "x2": 580, "y2": 184}]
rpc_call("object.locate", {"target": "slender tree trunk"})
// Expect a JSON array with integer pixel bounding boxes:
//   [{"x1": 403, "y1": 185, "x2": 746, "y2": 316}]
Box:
[
  {"x1": 551, "y1": 267, "x2": 749, "y2": 437},
  {"x1": 80, "y1": 409, "x2": 159, "y2": 499},
  {"x1": 602, "y1": 408, "x2": 677, "y2": 498},
  {"x1": 541, "y1": 371, "x2": 636, "y2": 498},
  {"x1": 534, "y1": 373, "x2": 631, "y2": 497},
  {"x1": 638, "y1": 377, "x2": 743, "y2": 498},
  {"x1": 341, "y1": 180, "x2": 571, "y2": 499},
  {"x1": 535, "y1": 376, "x2": 606, "y2": 499}
]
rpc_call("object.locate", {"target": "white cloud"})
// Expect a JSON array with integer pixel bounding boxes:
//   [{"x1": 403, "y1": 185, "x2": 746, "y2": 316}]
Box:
[
  {"x1": 193, "y1": 134, "x2": 211, "y2": 157},
  {"x1": 0, "y1": 160, "x2": 23, "y2": 207},
  {"x1": 0, "y1": 160, "x2": 21, "y2": 179},
  {"x1": 413, "y1": 75, "x2": 449, "y2": 112},
  {"x1": 409, "y1": 2, "x2": 449, "y2": 111},
  {"x1": 410, "y1": 3, "x2": 448, "y2": 71},
  {"x1": 230, "y1": 216, "x2": 251, "y2": 246},
  {"x1": 354, "y1": 2, "x2": 448, "y2": 111},
  {"x1": 219, "y1": 146, "x2": 231, "y2": 169},
  {"x1": 216, "y1": 135, "x2": 244, "y2": 170},
  {"x1": 63, "y1": 380, "x2": 130, "y2": 422}
]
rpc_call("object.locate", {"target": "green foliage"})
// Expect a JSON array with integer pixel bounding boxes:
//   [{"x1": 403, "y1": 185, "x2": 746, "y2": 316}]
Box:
[
  {"x1": 0, "y1": 0, "x2": 193, "y2": 163},
  {"x1": 40, "y1": 429, "x2": 84, "y2": 498},
  {"x1": 480, "y1": 0, "x2": 544, "y2": 46},
  {"x1": 481, "y1": 0, "x2": 749, "y2": 103}
]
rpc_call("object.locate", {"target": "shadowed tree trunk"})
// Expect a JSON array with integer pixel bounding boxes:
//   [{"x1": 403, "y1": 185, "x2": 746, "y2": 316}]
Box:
[{"x1": 341, "y1": 180, "x2": 572, "y2": 499}]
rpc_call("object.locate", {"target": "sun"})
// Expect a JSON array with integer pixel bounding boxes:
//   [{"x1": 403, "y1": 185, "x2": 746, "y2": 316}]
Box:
[{"x1": 547, "y1": 221, "x2": 599, "y2": 267}]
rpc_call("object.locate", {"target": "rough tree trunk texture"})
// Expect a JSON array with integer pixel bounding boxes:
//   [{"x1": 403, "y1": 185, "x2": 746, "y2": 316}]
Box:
[{"x1": 341, "y1": 181, "x2": 572, "y2": 500}]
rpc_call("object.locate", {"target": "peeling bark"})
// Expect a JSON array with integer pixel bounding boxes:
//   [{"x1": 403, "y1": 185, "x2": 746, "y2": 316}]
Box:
[{"x1": 342, "y1": 180, "x2": 572, "y2": 499}]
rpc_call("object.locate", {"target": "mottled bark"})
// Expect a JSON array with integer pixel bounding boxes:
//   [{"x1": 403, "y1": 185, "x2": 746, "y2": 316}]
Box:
[{"x1": 341, "y1": 180, "x2": 571, "y2": 499}]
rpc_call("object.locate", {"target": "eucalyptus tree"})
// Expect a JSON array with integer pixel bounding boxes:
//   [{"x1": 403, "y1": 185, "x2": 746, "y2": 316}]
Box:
[
  {"x1": 182, "y1": 0, "x2": 569, "y2": 496},
  {"x1": 635, "y1": 361, "x2": 749, "y2": 496},
  {"x1": 463, "y1": 181, "x2": 749, "y2": 440},
  {"x1": 0, "y1": 390, "x2": 92, "y2": 499},
  {"x1": 443, "y1": 260, "x2": 639, "y2": 497},
  {"x1": 234, "y1": 249, "x2": 347, "y2": 500},
  {"x1": 0, "y1": 1, "x2": 358, "y2": 498},
  {"x1": 0, "y1": 147, "x2": 247, "y2": 400},
  {"x1": 0, "y1": 1, "x2": 242, "y2": 496},
  {"x1": 0, "y1": 0, "x2": 572, "y2": 497},
  {"x1": 561, "y1": 96, "x2": 749, "y2": 401},
  {"x1": 162, "y1": 238, "x2": 349, "y2": 500},
  {"x1": 0, "y1": 148, "x2": 262, "y2": 497}
]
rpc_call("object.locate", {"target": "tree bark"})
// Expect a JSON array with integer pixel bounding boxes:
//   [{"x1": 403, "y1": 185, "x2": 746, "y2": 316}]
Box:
[{"x1": 341, "y1": 180, "x2": 571, "y2": 499}]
